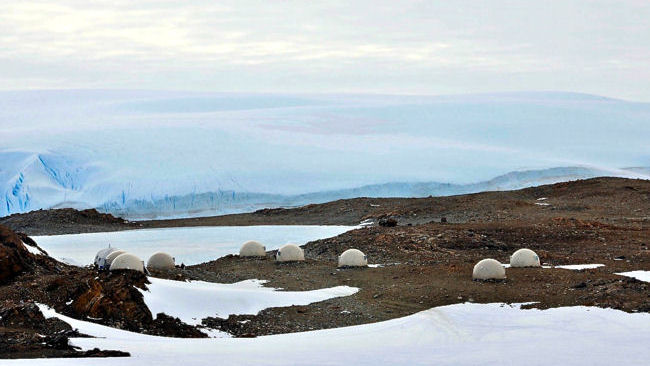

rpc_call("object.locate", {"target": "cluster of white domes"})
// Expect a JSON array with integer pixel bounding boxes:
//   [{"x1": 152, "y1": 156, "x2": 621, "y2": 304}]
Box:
[
  {"x1": 97, "y1": 239, "x2": 540, "y2": 281},
  {"x1": 94, "y1": 247, "x2": 176, "y2": 273},
  {"x1": 238, "y1": 240, "x2": 369, "y2": 267},
  {"x1": 338, "y1": 249, "x2": 368, "y2": 267},
  {"x1": 473, "y1": 248, "x2": 541, "y2": 281},
  {"x1": 239, "y1": 240, "x2": 266, "y2": 257},
  {"x1": 275, "y1": 243, "x2": 305, "y2": 262}
]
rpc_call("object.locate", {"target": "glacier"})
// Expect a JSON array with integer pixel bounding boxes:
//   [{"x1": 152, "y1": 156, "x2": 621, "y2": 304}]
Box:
[{"x1": 1, "y1": 90, "x2": 649, "y2": 218}]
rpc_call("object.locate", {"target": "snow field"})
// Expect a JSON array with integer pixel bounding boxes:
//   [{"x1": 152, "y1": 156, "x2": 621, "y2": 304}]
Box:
[{"x1": 16, "y1": 302, "x2": 648, "y2": 366}]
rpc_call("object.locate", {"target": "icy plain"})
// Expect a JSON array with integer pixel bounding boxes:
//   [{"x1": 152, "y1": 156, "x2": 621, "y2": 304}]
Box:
[{"x1": 2, "y1": 91, "x2": 650, "y2": 218}]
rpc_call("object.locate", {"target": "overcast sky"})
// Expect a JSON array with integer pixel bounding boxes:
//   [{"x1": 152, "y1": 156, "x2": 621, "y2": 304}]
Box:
[{"x1": 2, "y1": 1, "x2": 649, "y2": 101}]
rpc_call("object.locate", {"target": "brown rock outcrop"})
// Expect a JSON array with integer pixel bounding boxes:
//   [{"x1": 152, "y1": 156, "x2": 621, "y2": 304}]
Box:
[{"x1": 0, "y1": 224, "x2": 34, "y2": 284}]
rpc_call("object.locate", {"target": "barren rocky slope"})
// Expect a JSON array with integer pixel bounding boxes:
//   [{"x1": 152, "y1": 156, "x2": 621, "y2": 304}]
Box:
[
  {"x1": 3, "y1": 177, "x2": 650, "y2": 235},
  {"x1": 0, "y1": 224, "x2": 205, "y2": 359}
]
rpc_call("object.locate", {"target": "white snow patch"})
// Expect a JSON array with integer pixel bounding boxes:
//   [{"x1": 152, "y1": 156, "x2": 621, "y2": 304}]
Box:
[
  {"x1": 28, "y1": 302, "x2": 650, "y2": 366},
  {"x1": 502, "y1": 264, "x2": 551, "y2": 269},
  {"x1": 23, "y1": 242, "x2": 45, "y2": 255},
  {"x1": 200, "y1": 328, "x2": 231, "y2": 338},
  {"x1": 556, "y1": 264, "x2": 605, "y2": 270},
  {"x1": 58, "y1": 257, "x2": 85, "y2": 266},
  {"x1": 535, "y1": 202, "x2": 550, "y2": 206},
  {"x1": 536, "y1": 197, "x2": 548, "y2": 201},
  {"x1": 359, "y1": 219, "x2": 374, "y2": 226},
  {"x1": 33, "y1": 225, "x2": 354, "y2": 266},
  {"x1": 140, "y1": 277, "x2": 359, "y2": 325},
  {"x1": 616, "y1": 270, "x2": 650, "y2": 283},
  {"x1": 368, "y1": 263, "x2": 401, "y2": 268}
]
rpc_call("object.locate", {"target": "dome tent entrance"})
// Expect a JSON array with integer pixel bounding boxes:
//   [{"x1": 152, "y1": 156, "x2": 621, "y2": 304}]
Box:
[{"x1": 94, "y1": 246, "x2": 120, "y2": 270}]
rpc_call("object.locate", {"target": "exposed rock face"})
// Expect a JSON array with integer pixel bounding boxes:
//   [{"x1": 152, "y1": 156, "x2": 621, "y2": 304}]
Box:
[
  {"x1": 0, "y1": 301, "x2": 56, "y2": 330},
  {"x1": 63, "y1": 271, "x2": 205, "y2": 337},
  {"x1": 71, "y1": 271, "x2": 152, "y2": 330},
  {"x1": 0, "y1": 224, "x2": 34, "y2": 284},
  {"x1": 0, "y1": 224, "x2": 206, "y2": 344}
]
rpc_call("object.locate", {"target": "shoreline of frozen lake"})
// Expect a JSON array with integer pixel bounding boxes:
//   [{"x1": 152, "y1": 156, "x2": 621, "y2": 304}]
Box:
[{"x1": 32, "y1": 225, "x2": 356, "y2": 266}]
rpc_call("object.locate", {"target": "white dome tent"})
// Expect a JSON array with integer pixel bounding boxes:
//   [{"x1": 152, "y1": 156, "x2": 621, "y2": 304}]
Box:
[
  {"x1": 239, "y1": 240, "x2": 266, "y2": 257},
  {"x1": 338, "y1": 249, "x2": 368, "y2": 267},
  {"x1": 275, "y1": 243, "x2": 304, "y2": 262},
  {"x1": 104, "y1": 250, "x2": 127, "y2": 267},
  {"x1": 94, "y1": 246, "x2": 120, "y2": 270},
  {"x1": 110, "y1": 253, "x2": 145, "y2": 273},
  {"x1": 147, "y1": 252, "x2": 175, "y2": 270},
  {"x1": 472, "y1": 258, "x2": 506, "y2": 280},
  {"x1": 510, "y1": 248, "x2": 541, "y2": 268}
]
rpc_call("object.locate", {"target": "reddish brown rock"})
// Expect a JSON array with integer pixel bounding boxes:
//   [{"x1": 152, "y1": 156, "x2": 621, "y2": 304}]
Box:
[{"x1": 0, "y1": 224, "x2": 34, "y2": 284}]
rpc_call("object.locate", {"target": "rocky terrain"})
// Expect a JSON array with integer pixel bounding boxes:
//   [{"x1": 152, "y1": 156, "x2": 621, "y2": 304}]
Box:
[
  {"x1": 4, "y1": 177, "x2": 650, "y2": 235},
  {"x1": 0, "y1": 177, "x2": 648, "y2": 356},
  {"x1": 0, "y1": 208, "x2": 137, "y2": 236},
  {"x1": 0, "y1": 224, "x2": 206, "y2": 359}
]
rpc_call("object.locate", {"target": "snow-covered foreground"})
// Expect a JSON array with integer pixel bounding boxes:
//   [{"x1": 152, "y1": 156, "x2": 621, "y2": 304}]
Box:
[
  {"x1": 141, "y1": 277, "x2": 359, "y2": 326},
  {"x1": 617, "y1": 270, "x2": 650, "y2": 283},
  {"x1": 8, "y1": 303, "x2": 646, "y2": 366},
  {"x1": 32, "y1": 225, "x2": 354, "y2": 266}
]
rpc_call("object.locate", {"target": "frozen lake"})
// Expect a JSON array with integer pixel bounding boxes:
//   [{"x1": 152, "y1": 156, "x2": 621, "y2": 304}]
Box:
[{"x1": 32, "y1": 225, "x2": 355, "y2": 266}]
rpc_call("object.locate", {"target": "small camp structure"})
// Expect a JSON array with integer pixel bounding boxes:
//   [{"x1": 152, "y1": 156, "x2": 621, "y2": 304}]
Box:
[
  {"x1": 104, "y1": 250, "x2": 127, "y2": 267},
  {"x1": 147, "y1": 252, "x2": 175, "y2": 270},
  {"x1": 94, "y1": 247, "x2": 120, "y2": 269},
  {"x1": 110, "y1": 253, "x2": 145, "y2": 273},
  {"x1": 472, "y1": 258, "x2": 506, "y2": 280},
  {"x1": 510, "y1": 248, "x2": 541, "y2": 268},
  {"x1": 275, "y1": 243, "x2": 304, "y2": 262},
  {"x1": 239, "y1": 240, "x2": 266, "y2": 257},
  {"x1": 338, "y1": 249, "x2": 368, "y2": 267}
]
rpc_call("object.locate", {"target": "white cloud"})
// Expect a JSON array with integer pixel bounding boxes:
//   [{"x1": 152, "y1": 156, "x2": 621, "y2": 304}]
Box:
[{"x1": 0, "y1": 1, "x2": 648, "y2": 100}]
